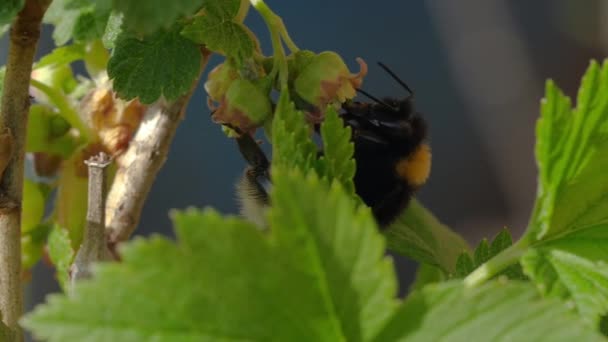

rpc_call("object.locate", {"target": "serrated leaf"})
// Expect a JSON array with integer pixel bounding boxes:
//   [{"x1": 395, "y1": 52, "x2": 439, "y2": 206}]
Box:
[
  {"x1": 318, "y1": 106, "x2": 355, "y2": 195},
  {"x1": 527, "y1": 61, "x2": 608, "y2": 241},
  {"x1": 181, "y1": 15, "x2": 254, "y2": 61},
  {"x1": 112, "y1": 0, "x2": 204, "y2": 35},
  {"x1": 23, "y1": 170, "x2": 398, "y2": 341},
  {"x1": 455, "y1": 252, "x2": 474, "y2": 278},
  {"x1": 108, "y1": 27, "x2": 202, "y2": 104},
  {"x1": 384, "y1": 199, "x2": 470, "y2": 274},
  {"x1": 374, "y1": 281, "x2": 605, "y2": 342},
  {"x1": 47, "y1": 225, "x2": 74, "y2": 291},
  {"x1": 271, "y1": 91, "x2": 317, "y2": 172},
  {"x1": 0, "y1": 0, "x2": 23, "y2": 26},
  {"x1": 490, "y1": 228, "x2": 512, "y2": 256},
  {"x1": 270, "y1": 170, "x2": 398, "y2": 341},
  {"x1": 523, "y1": 223, "x2": 608, "y2": 326},
  {"x1": 520, "y1": 60, "x2": 608, "y2": 326},
  {"x1": 35, "y1": 45, "x2": 86, "y2": 70},
  {"x1": 473, "y1": 238, "x2": 490, "y2": 267}
]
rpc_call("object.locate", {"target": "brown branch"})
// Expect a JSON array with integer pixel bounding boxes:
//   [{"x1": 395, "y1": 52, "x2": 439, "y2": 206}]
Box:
[
  {"x1": 105, "y1": 49, "x2": 212, "y2": 247},
  {"x1": 0, "y1": 0, "x2": 51, "y2": 340},
  {"x1": 70, "y1": 152, "x2": 112, "y2": 288}
]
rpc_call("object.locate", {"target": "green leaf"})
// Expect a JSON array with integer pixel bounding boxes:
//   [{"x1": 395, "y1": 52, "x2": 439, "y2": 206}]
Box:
[
  {"x1": 455, "y1": 252, "x2": 474, "y2": 277},
  {"x1": 409, "y1": 263, "x2": 445, "y2": 292},
  {"x1": 112, "y1": 0, "x2": 204, "y2": 35},
  {"x1": 47, "y1": 225, "x2": 74, "y2": 291},
  {"x1": 270, "y1": 169, "x2": 398, "y2": 341},
  {"x1": 72, "y1": 7, "x2": 111, "y2": 42},
  {"x1": 489, "y1": 229, "x2": 511, "y2": 255},
  {"x1": 181, "y1": 15, "x2": 254, "y2": 61},
  {"x1": 0, "y1": 0, "x2": 23, "y2": 26},
  {"x1": 519, "y1": 60, "x2": 608, "y2": 326},
  {"x1": 23, "y1": 169, "x2": 398, "y2": 341},
  {"x1": 108, "y1": 27, "x2": 202, "y2": 104},
  {"x1": 522, "y1": 223, "x2": 608, "y2": 326},
  {"x1": 527, "y1": 61, "x2": 608, "y2": 242},
  {"x1": 317, "y1": 106, "x2": 355, "y2": 195},
  {"x1": 374, "y1": 281, "x2": 605, "y2": 342},
  {"x1": 44, "y1": 0, "x2": 111, "y2": 45},
  {"x1": 22, "y1": 223, "x2": 52, "y2": 269},
  {"x1": 35, "y1": 45, "x2": 86, "y2": 70},
  {"x1": 271, "y1": 90, "x2": 317, "y2": 172},
  {"x1": 473, "y1": 238, "x2": 490, "y2": 267},
  {"x1": 384, "y1": 199, "x2": 470, "y2": 275}
]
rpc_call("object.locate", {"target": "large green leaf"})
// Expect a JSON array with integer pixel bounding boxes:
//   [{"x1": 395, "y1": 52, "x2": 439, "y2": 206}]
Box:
[
  {"x1": 23, "y1": 170, "x2": 397, "y2": 341},
  {"x1": 374, "y1": 281, "x2": 605, "y2": 342},
  {"x1": 107, "y1": 26, "x2": 202, "y2": 104}
]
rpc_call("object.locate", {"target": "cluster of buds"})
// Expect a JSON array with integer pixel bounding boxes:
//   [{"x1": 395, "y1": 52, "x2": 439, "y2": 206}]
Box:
[
  {"x1": 204, "y1": 51, "x2": 367, "y2": 135},
  {"x1": 79, "y1": 76, "x2": 146, "y2": 157}
]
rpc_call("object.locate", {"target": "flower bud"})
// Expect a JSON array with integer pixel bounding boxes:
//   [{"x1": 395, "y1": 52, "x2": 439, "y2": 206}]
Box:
[
  {"x1": 294, "y1": 51, "x2": 367, "y2": 109},
  {"x1": 211, "y1": 79, "x2": 271, "y2": 133}
]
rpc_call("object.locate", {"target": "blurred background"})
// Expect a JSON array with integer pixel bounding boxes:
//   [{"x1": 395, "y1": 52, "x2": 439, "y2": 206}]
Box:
[{"x1": 1, "y1": 0, "x2": 607, "y2": 318}]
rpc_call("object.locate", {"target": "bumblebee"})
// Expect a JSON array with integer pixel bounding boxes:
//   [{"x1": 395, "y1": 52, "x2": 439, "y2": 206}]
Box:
[{"x1": 235, "y1": 63, "x2": 431, "y2": 228}]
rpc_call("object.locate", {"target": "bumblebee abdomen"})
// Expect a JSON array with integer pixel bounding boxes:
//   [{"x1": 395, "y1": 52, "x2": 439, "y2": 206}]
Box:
[{"x1": 395, "y1": 143, "x2": 431, "y2": 186}]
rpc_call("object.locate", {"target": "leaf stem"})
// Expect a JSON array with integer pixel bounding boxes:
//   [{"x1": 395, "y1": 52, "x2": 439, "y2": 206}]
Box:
[
  {"x1": 30, "y1": 79, "x2": 92, "y2": 142},
  {"x1": 464, "y1": 237, "x2": 529, "y2": 287},
  {"x1": 0, "y1": 1, "x2": 51, "y2": 340},
  {"x1": 250, "y1": 0, "x2": 289, "y2": 90}
]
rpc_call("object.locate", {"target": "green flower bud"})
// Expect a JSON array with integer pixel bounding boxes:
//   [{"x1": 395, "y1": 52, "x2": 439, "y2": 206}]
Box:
[
  {"x1": 204, "y1": 62, "x2": 239, "y2": 101},
  {"x1": 211, "y1": 79, "x2": 271, "y2": 133},
  {"x1": 294, "y1": 51, "x2": 367, "y2": 109}
]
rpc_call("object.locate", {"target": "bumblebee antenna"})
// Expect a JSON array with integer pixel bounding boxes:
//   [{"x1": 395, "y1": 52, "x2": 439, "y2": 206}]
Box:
[
  {"x1": 356, "y1": 88, "x2": 396, "y2": 110},
  {"x1": 377, "y1": 62, "x2": 414, "y2": 96}
]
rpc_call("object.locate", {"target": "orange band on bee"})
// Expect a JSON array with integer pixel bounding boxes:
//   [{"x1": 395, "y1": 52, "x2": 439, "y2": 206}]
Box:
[{"x1": 395, "y1": 143, "x2": 431, "y2": 186}]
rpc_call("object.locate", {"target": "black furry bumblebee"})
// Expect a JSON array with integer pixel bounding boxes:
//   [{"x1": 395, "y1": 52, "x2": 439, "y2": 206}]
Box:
[{"x1": 235, "y1": 62, "x2": 431, "y2": 228}]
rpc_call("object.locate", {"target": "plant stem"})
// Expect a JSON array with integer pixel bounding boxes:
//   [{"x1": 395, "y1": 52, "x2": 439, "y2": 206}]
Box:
[
  {"x1": 464, "y1": 237, "x2": 528, "y2": 287},
  {"x1": 105, "y1": 49, "x2": 212, "y2": 247},
  {"x1": 0, "y1": 0, "x2": 51, "y2": 340},
  {"x1": 30, "y1": 79, "x2": 93, "y2": 142},
  {"x1": 250, "y1": 0, "x2": 289, "y2": 90}
]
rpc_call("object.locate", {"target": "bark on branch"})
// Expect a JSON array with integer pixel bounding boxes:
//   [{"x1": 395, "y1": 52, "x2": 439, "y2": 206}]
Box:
[
  {"x1": 0, "y1": 0, "x2": 51, "y2": 340},
  {"x1": 105, "y1": 49, "x2": 211, "y2": 247}
]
